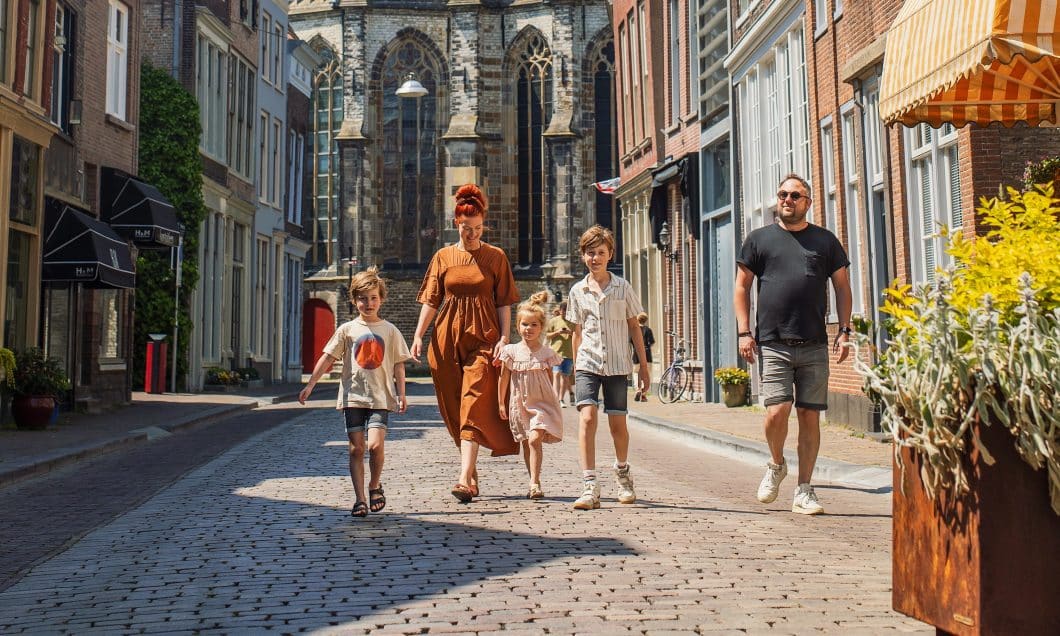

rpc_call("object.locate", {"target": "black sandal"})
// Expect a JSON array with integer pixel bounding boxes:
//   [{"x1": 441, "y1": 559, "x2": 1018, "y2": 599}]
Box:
[
  {"x1": 369, "y1": 486, "x2": 386, "y2": 513},
  {"x1": 351, "y1": 501, "x2": 368, "y2": 517}
]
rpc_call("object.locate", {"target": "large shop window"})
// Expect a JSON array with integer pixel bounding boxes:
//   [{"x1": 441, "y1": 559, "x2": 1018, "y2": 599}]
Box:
[
  {"x1": 378, "y1": 40, "x2": 439, "y2": 268},
  {"x1": 514, "y1": 32, "x2": 553, "y2": 266}
]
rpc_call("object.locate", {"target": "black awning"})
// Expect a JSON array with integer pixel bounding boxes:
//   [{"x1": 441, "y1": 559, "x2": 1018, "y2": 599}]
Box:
[
  {"x1": 101, "y1": 167, "x2": 180, "y2": 249},
  {"x1": 649, "y1": 158, "x2": 685, "y2": 245},
  {"x1": 43, "y1": 198, "x2": 135, "y2": 288}
]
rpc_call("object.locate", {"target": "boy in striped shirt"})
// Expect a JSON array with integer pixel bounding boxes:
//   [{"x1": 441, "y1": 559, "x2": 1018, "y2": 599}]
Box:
[{"x1": 565, "y1": 225, "x2": 651, "y2": 510}]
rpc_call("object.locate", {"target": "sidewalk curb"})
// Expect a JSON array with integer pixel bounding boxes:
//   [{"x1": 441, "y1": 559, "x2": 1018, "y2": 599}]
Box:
[
  {"x1": 628, "y1": 412, "x2": 893, "y2": 492},
  {"x1": 0, "y1": 391, "x2": 303, "y2": 490}
]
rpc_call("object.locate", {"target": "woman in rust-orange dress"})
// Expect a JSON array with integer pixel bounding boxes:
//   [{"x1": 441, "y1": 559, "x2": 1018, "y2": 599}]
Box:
[{"x1": 411, "y1": 184, "x2": 520, "y2": 502}]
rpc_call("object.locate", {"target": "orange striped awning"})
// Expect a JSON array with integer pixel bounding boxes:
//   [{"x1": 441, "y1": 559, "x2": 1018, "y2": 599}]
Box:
[{"x1": 880, "y1": 0, "x2": 1060, "y2": 127}]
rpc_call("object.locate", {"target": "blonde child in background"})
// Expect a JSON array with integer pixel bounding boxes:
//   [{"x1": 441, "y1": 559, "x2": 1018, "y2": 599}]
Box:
[
  {"x1": 299, "y1": 267, "x2": 411, "y2": 518},
  {"x1": 497, "y1": 291, "x2": 565, "y2": 500}
]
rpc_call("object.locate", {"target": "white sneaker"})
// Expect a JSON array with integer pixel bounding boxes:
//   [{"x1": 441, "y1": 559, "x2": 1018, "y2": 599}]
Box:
[
  {"x1": 792, "y1": 483, "x2": 824, "y2": 515},
  {"x1": 559, "y1": 399, "x2": 567, "y2": 408},
  {"x1": 756, "y1": 460, "x2": 788, "y2": 503},
  {"x1": 572, "y1": 480, "x2": 601, "y2": 510},
  {"x1": 614, "y1": 463, "x2": 636, "y2": 504}
]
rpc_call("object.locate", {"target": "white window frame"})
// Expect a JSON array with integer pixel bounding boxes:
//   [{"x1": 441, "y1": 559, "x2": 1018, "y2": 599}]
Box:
[
  {"x1": 260, "y1": 12, "x2": 270, "y2": 82},
  {"x1": 227, "y1": 55, "x2": 255, "y2": 179},
  {"x1": 258, "y1": 110, "x2": 268, "y2": 201},
  {"x1": 840, "y1": 106, "x2": 865, "y2": 316},
  {"x1": 23, "y1": 0, "x2": 42, "y2": 99},
  {"x1": 50, "y1": 3, "x2": 70, "y2": 128},
  {"x1": 904, "y1": 123, "x2": 962, "y2": 285},
  {"x1": 106, "y1": 0, "x2": 128, "y2": 119},
  {"x1": 820, "y1": 117, "x2": 838, "y2": 320},
  {"x1": 271, "y1": 117, "x2": 282, "y2": 205},
  {"x1": 0, "y1": 0, "x2": 12, "y2": 86},
  {"x1": 737, "y1": 21, "x2": 811, "y2": 233},
  {"x1": 814, "y1": 0, "x2": 829, "y2": 36},
  {"x1": 669, "y1": 0, "x2": 681, "y2": 125},
  {"x1": 271, "y1": 22, "x2": 282, "y2": 87},
  {"x1": 196, "y1": 22, "x2": 230, "y2": 161},
  {"x1": 629, "y1": 10, "x2": 641, "y2": 143}
]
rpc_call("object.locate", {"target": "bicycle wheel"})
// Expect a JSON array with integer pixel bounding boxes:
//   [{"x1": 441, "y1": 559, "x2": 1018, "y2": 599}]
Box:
[{"x1": 658, "y1": 367, "x2": 687, "y2": 403}]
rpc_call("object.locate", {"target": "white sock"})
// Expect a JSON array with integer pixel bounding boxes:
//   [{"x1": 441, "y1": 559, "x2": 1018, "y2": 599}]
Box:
[{"x1": 583, "y1": 470, "x2": 596, "y2": 482}]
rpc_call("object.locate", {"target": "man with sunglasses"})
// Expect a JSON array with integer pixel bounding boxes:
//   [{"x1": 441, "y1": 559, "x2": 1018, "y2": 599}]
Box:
[{"x1": 734, "y1": 173, "x2": 853, "y2": 515}]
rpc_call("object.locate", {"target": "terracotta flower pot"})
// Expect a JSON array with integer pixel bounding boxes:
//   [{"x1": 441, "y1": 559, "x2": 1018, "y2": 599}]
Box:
[
  {"x1": 11, "y1": 395, "x2": 57, "y2": 430},
  {"x1": 720, "y1": 383, "x2": 747, "y2": 408}
]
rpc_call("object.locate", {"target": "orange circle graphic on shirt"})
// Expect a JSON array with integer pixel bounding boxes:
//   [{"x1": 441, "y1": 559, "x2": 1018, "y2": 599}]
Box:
[{"x1": 354, "y1": 333, "x2": 386, "y2": 370}]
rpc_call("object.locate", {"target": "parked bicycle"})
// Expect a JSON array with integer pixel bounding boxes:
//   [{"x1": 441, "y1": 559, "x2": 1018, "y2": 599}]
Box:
[{"x1": 658, "y1": 331, "x2": 691, "y2": 403}]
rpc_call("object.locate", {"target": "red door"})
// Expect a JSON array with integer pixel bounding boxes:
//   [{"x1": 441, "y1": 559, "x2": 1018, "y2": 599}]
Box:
[{"x1": 302, "y1": 299, "x2": 335, "y2": 372}]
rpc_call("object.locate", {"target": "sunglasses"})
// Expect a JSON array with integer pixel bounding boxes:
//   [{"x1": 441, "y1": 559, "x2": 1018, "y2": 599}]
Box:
[{"x1": 777, "y1": 190, "x2": 807, "y2": 201}]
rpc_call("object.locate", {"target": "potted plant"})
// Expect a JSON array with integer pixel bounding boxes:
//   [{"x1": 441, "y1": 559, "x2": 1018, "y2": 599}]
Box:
[
  {"x1": 3, "y1": 348, "x2": 71, "y2": 430},
  {"x1": 236, "y1": 367, "x2": 263, "y2": 389},
  {"x1": 203, "y1": 366, "x2": 242, "y2": 392},
  {"x1": 0, "y1": 347, "x2": 14, "y2": 386},
  {"x1": 853, "y1": 185, "x2": 1060, "y2": 634},
  {"x1": 713, "y1": 366, "x2": 750, "y2": 407}
]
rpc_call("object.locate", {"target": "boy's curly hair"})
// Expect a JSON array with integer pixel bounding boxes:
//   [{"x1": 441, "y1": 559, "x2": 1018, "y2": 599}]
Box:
[
  {"x1": 348, "y1": 266, "x2": 388, "y2": 303},
  {"x1": 578, "y1": 224, "x2": 615, "y2": 257}
]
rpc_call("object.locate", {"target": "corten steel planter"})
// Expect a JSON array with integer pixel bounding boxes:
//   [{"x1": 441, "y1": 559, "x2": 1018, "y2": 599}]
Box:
[
  {"x1": 11, "y1": 395, "x2": 57, "y2": 430},
  {"x1": 892, "y1": 419, "x2": 1060, "y2": 635}
]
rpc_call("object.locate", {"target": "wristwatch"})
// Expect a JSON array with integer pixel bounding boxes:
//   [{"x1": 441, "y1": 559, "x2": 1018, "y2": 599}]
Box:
[
  {"x1": 737, "y1": 331, "x2": 753, "y2": 339},
  {"x1": 838, "y1": 326, "x2": 853, "y2": 336}
]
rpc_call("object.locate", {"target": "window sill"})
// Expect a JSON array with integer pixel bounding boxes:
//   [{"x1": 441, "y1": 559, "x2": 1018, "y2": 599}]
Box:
[
  {"x1": 98, "y1": 361, "x2": 128, "y2": 372},
  {"x1": 105, "y1": 114, "x2": 134, "y2": 133},
  {"x1": 663, "y1": 122, "x2": 681, "y2": 136},
  {"x1": 682, "y1": 111, "x2": 699, "y2": 125}
]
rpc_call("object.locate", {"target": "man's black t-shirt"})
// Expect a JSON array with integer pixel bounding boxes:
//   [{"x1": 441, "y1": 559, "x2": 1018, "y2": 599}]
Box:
[{"x1": 737, "y1": 222, "x2": 849, "y2": 344}]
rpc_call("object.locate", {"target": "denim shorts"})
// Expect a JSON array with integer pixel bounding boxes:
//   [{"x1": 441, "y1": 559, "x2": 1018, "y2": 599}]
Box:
[
  {"x1": 553, "y1": 357, "x2": 574, "y2": 375},
  {"x1": 758, "y1": 342, "x2": 829, "y2": 410},
  {"x1": 574, "y1": 371, "x2": 628, "y2": 414},
  {"x1": 343, "y1": 408, "x2": 389, "y2": 433}
]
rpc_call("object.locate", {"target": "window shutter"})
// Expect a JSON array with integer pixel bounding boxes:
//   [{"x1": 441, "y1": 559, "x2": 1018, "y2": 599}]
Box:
[{"x1": 948, "y1": 145, "x2": 962, "y2": 229}]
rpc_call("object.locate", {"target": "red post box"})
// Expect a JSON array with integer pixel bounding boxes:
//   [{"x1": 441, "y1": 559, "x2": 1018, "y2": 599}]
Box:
[{"x1": 145, "y1": 334, "x2": 168, "y2": 394}]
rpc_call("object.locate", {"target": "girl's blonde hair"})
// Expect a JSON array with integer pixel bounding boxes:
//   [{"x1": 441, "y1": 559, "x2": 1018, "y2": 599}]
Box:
[
  {"x1": 516, "y1": 290, "x2": 550, "y2": 325},
  {"x1": 348, "y1": 266, "x2": 388, "y2": 303}
]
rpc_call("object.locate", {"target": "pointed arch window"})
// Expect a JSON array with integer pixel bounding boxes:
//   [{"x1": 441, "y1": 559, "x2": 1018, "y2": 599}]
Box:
[
  {"x1": 514, "y1": 34, "x2": 553, "y2": 266},
  {"x1": 590, "y1": 39, "x2": 621, "y2": 259},
  {"x1": 378, "y1": 41, "x2": 439, "y2": 267},
  {"x1": 311, "y1": 50, "x2": 342, "y2": 266}
]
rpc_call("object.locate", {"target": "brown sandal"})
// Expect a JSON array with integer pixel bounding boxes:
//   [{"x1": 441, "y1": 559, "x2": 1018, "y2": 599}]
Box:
[
  {"x1": 451, "y1": 484, "x2": 474, "y2": 503},
  {"x1": 469, "y1": 469, "x2": 480, "y2": 497}
]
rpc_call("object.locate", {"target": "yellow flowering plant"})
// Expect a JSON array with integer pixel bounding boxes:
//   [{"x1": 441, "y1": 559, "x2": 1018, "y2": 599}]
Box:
[
  {"x1": 713, "y1": 367, "x2": 750, "y2": 386},
  {"x1": 855, "y1": 185, "x2": 1060, "y2": 515}
]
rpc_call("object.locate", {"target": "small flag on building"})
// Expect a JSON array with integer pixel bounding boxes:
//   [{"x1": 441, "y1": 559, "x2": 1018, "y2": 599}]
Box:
[{"x1": 593, "y1": 177, "x2": 621, "y2": 194}]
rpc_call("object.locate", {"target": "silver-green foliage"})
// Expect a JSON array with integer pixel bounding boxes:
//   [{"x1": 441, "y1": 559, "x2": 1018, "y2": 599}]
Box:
[{"x1": 854, "y1": 273, "x2": 1060, "y2": 515}]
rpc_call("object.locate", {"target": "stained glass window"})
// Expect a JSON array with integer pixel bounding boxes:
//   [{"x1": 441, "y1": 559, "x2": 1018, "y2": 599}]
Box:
[{"x1": 514, "y1": 33, "x2": 552, "y2": 266}]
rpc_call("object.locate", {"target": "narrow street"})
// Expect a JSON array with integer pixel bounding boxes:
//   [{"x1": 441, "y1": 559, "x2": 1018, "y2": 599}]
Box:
[{"x1": 0, "y1": 383, "x2": 927, "y2": 633}]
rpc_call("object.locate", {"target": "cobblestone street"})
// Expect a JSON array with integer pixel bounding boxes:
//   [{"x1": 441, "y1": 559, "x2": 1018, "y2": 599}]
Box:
[{"x1": 0, "y1": 385, "x2": 928, "y2": 634}]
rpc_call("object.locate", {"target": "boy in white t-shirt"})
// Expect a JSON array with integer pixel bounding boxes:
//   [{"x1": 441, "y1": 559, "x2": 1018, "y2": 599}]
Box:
[{"x1": 300, "y1": 267, "x2": 411, "y2": 518}]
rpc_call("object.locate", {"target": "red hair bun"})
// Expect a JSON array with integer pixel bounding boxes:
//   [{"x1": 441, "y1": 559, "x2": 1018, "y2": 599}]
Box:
[{"x1": 454, "y1": 183, "x2": 487, "y2": 218}]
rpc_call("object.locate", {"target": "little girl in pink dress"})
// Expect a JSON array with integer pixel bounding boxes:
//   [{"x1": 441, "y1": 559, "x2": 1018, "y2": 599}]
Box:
[{"x1": 497, "y1": 291, "x2": 564, "y2": 499}]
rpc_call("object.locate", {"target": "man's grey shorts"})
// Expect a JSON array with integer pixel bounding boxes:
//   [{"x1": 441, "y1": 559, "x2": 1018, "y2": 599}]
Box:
[
  {"x1": 343, "y1": 408, "x2": 389, "y2": 433},
  {"x1": 574, "y1": 371, "x2": 628, "y2": 414},
  {"x1": 758, "y1": 342, "x2": 829, "y2": 411}
]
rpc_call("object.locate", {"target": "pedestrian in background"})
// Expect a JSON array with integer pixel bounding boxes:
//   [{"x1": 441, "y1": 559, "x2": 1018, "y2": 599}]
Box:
[
  {"x1": 411, "y1": 184, "x2": 521, "y2": 503},
  {"x1": 631, "y1": 312, "x2": 655, "y2": 402},
  {"x1": 497, "y1": 291, "x2": 565, "y2": 501},
  {"x1": 545, "y1": 301, "x2": 575, "y2": 407},
  {"x1": 734, "y1": 173, "x2": 852, "y2": 516},
  {"x1": 299, "y1": 267, "x2": 411, "y2": 518},
  {"x1": 566, "y1": 225, "x2": 651, "y2": 510}
]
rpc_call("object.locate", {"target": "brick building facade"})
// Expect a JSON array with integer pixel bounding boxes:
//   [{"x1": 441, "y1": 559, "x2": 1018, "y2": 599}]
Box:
[{"x1": 290, "y1": 0, "x2": 617, "y2": 370}]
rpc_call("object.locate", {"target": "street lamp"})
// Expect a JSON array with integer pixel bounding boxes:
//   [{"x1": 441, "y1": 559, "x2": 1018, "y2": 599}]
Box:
[
  {"x1": 396, "y1": 72, "x2": 428, "y2": 263},
  {"x1": 342, "y1": 246, "x2": 359, "y2": 315},
  {"x1": 658, "y1": 221, "x2": 678, "y2": 262},
  {"x1": 540, "y1": 259, "x2": 559, "y2": 302}
]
